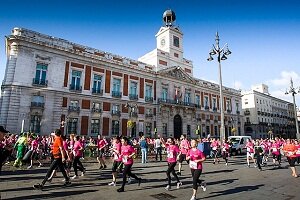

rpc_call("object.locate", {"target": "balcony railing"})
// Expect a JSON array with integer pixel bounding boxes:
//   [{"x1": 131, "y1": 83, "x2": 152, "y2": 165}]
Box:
[
  {"x1": 145, "y1": 113, "x2": 153, "y2": 118},
  {"x1": 92, "y1": 88, "x2": 103, "y2": 95},
  {"x1": 129, "y1": 94, "x2": 138, "y2": 100},
  {"x1": 68, "y1": 106, "x2": 80, "y2": 112},
  {"x1": 145, "y1": 96, "x2": 153, "y2": 102},
  {"x1": 213, "y1": 107, "x2": 217, "y2": 112},
  {"x1": 244, "y1": 110, "x2": 250, "y2": 115},
  {"x1": 245, "y1": 121, "x2": 251, "y2": 125},
  {"x1": 158, "y1": 98, "x2": 197, "y2": 108},
  {"x1": 131, "y1": 112, "x2": 138, "y2": 117},
  {"x1": 195, "y1": 104, "x2": 201, "y2": 108},
  {"x1": 112, "y1": 110, "x2": 121, "y2": 116},
  {"x1": 32, "y1": 78, "x2": 48, "y2": 87},
  {"x1": 227, "y1": 109, "x2": 232, "y2": 114},
  {"x1": 204, "y1": 106, "x2": 209, "y2": 110},
  {"x1": 31, "y1": 102, "x2": 44, "y2": 108},
  {"x1": 92, "y1": 108, "x2": 102, "y2": 113},
  {"x1": 112, "y1": 91, "x2": 122, "y2": 98},
  {"x1": 69, "y1": 84, "x2": 82, "y2": 92}
]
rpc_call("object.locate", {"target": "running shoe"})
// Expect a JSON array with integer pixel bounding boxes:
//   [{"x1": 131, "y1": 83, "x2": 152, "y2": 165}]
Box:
[
  {"x1": 201, "y1": 182, "x2": 207, "y2": 192},
  {"x1": 165, "y1": 185, "x2": 171, "y2": 191},
  {"x1": 108, "y1": 182, "x2": 116, "y2": 186},
  {"x1": 176, "y1": 181, "x2": 182, "y2": 189},
  {"x1": 27, "y1": 165, "x2": 32, "y2": 169},
  {"x1": 103, "y1": 165, "x2": 107, "y2": 169},
  {"x1": 138, "y1": 178, "x2": 142, "y2": 186},
  {"x1": 99, "y1": 166, "x2": 103, "y2": 169},
  {"x1": 71, "y1": 175, "x2": 78, "y2": 179},
  {"x1": 117, "y1": 187, "x2": 125, "y2": 192},
  {"x1": 176, "y1": 171, "x2": 181, "y2": 176},
  {"x1": 33, "y1": 184, "x2": 43, "y2": 190},
  {"x1": 64, "y1": 181, "x2": 72, "y2": 187},
  {"x1": 81, "y1": 170, "x2": 85, "y2": 177},
  {"x1": 225, "y1": 163, "x2": 228, "y2": 166},
  {"x1": 38, "y1": 164, "x2": 43, "y2": 168},
  {"x1": 190, "y1": 196, "x2": 196, "y2": 200},
  {"x1": 128, "y1": 177, "x2": 132, "y2": 184}
]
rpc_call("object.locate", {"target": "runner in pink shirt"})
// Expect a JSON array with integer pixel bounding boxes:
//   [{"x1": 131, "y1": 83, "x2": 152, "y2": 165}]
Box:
[
  {"x1": 186, "y1": 139, "x2": 207, "y2": 200},
  {"x1": 71, "y1": 136, "x2": 85, "y2": 179},
  {"x1": 221, "y1": 139, "x2": 230, "y2": 166},
  {"x1": 295, "y1": 140, "x2": 300, "y2": 164},
  {"x1": 177, "y1": 134, "x2": 190, "y2": 175},
  {"x1": 117, "y1": 137, "x2": 141, "y2": 192},
  {"x1": 271, "y1": 139, "x2": 281, "y2": 167},
  {"x1": 108, "y1": 136, "x2": 122, "y2": 186},
  {"x1": 97, "y1": 135, "x2": 107, "y2": 169},
  {"x1": 28, "y1": 135, "x2": 43, "y2": 169},
  {"x1": 246, "y1": 139, "x2": 255, "y2": 167},
  {"x1": 210, "y1": 139, "x2": 220, "y2": 164},
  {"x1": 165, "y1": 137, "x2": 182, "y2": 191}
]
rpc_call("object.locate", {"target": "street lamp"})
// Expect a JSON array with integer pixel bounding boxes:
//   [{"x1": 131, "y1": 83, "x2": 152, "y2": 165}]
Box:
[
  {"x1": 125, "y1": 102, "x2": 138, "y2": 137},
  {"x1": 285, "y1": 78, "x2": 300, "y2": 139},
  {"x1": 207, "y1": 32, "x2": 231, "y2": 143}
]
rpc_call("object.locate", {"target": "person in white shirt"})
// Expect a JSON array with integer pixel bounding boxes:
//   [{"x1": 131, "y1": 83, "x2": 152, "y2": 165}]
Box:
[{"x1": 154, "y1": 135, "x2": 162, "y2": 162}]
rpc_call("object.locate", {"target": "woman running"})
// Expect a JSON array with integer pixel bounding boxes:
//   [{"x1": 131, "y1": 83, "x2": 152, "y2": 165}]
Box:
[
  {"x1": 108, "y1": 136, "x2": 122, "y2": 186},
  {"x1": 246, "y1": 139, "x2": 255, "y2": 167},
  {"x1": 210, "y1": 139, "x2": 220, "y2": 164},
  {"x1": 221, "y1": 139, "x2": 230, "y2": 166},
  {"x1": 271, "y1": 139, "x2": 281, "y2": 167},
  {"x1": 186, "y1": 139, "x2": 206, "y2": 200},
  {"x1": 71, "y1": 136, "x2": 85, "y2": 179},
  {"x1": 165, "y1": 137, "x2": 182, "y2": 191},
  {"x1": 294, "y1": 140, "x2": 300, "y2": 164},
  {"x1": 117, "y1": 137, "x2": 141, "y2": 192},
  {"x1": 97, "y1": 135, "x2": 107, "y2": 169},
  {"x1": 283, "y1": 139, "x2": 298, "y2": 177},
  {"x1": 27, "y1": 135, "x2": 43, "y2": 169}
]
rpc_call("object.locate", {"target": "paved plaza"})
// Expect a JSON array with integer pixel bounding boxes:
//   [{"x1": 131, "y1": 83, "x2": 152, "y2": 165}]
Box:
[{"x1": 0, "y1": 155, "x2": 299, "y2": 200}]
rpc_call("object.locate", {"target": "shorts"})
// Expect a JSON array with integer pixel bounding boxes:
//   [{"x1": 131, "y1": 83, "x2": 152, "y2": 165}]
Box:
[
  {"x1": 211, "y1": 150, "x2": 218, "y2": 158},
  {"x1": 287, "y1": 157, "x2": 296, "y2": 167},
  {"x1": 178, "y1": 154, "x2": 188, "y2": 164},
  {"x1": 98, "y1": 149, "x2": 104, "y2": 158},
  {"x1": 112, "y1": 161, "x2": 123, "y2": 172},
  {"x1": 247, "y1": 152, "x2": 254, "y2": 158}
]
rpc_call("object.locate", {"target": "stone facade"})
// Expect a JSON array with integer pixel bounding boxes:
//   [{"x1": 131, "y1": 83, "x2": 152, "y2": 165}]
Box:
[{"x1": 0, "y1": 12, "x2": 243, "y2": 138}]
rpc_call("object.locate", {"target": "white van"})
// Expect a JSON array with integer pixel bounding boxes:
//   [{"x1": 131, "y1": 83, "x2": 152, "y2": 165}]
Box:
[{"x1": 228, "y1": 136, "x2": 252, "y2": 155}]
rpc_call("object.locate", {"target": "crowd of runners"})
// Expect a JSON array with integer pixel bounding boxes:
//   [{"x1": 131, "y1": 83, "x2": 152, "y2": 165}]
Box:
[{"x1": 0, "y1": 125, "x2": 300, "y2": 200}]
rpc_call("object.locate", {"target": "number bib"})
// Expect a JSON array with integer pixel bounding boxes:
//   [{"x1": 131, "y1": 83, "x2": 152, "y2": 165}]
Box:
[
  {"x1": 167, "y1": 151, "x2": 174, "y2": 158},
  {"x1": 189, "y1": 161, "x2": 197, "y2": 169},
  {"x1": 297, "y1": 150, "x2": 300, "y2": 155},
  {"x1": 212, "y1": 147, "x2": 217, "y2": 151},
  {"x1": 114, "y1": 154, "x2": 119, "y2": 160},
  {"x1": 122, "y1": 156, "x2": 128, "y2": 163}
]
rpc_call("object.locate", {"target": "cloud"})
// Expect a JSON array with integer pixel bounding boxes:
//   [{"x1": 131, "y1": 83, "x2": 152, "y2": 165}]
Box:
[
  {"x1": 270, "y1": 90, "x2": 292, "y2": 103},
  {"x1": 267, "y1": 71, "x2": 300, "y2": 87},
  {"x1": 233, "y1": 81, "x2": 243, "y2": 90}
]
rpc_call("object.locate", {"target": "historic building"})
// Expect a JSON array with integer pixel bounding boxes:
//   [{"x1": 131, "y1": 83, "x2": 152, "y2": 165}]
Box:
[
  {"x1": 0, "y1": 10, "x2": 243, "y2": 138},
  {"x1": 242, "y1": 84, "x2": 297, "y2": 139}
]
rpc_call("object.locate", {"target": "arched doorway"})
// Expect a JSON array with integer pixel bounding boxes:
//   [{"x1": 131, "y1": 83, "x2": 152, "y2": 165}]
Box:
[{"x1": 174, "y1": 114, "x2": 182, "y2": 139}]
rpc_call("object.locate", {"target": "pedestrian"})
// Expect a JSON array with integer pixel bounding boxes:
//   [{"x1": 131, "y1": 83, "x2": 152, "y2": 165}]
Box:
[
  {"x1": 154, "y1": 135, "x2": 162, "y2": 162},
  {"x1": 186, "y1": 139, "x2": 207, "y2": 200},
  {"x1": 97, "y1": 135, "x2": 107, "y2": 169},
  {"x1": 165, "y1": 137, "x2": 182, "y2": 190},
  {"x1": 246, "y1": 139, "x2": 255, "y2": 167},
  {"x1": 0, "y1": 126, "x2": 11, "y2": 175},
  {"x1": 117, "y1": 137, "x2": 141, "y2": 192},
  {"x1": 33, "y1": 129, "x2": 71, "y2": 190},
  {"x1": 71, "y1": 135, "x2": 86, "y2": 179},
  {"x1": 108, "y1": 136, "x2": 122, "y2": 186},
  {"x1": 210, "y1": 138, "x2": 220, "y2": 164},
  {"x1": 177, "y1": 134, "x2": 190, "y2": 175},
  {"x1": 13, "y1": 133, "x2": 27, "y2": 167},
  {"x1": 221, "y1": 139, "x2": 230, "y2": 166},
  {"x1": 254, "y1": 141, "x2": 263, "y2": 171},
  {"x1": 139, "y1": 136, "x2": 148, "y2": 164},
  {"x1": 271, "y1": 139, "x2": 281, "y2": 167},
  {"x1": 27, "y1": 134, "x2": 43, "y2": 169},
  {"x1": 283, "y1": 139, "x2": 298, "y2": 177}
]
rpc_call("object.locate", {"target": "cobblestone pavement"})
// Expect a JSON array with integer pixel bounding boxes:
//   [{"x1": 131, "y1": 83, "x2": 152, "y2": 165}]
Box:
[{"x1": 0, "y1": 155, "x2": 299, "y2": 200}]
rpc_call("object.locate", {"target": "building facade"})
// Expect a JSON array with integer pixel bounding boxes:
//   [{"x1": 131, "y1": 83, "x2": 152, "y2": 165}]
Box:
[
  {"x1": 0, "y1": 10, "x2": 243, "y2": 138},
  {"x1": 242, "y1": 84, "x2": 297, "y2": 139}
]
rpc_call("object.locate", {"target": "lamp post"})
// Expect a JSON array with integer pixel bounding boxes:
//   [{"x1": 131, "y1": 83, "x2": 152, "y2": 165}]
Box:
[
  {"x1": 285, "y1": 78, "x2": 300, "y2": 139},
  {"x1": 125, "y1": 103, "x2": 138, "y2": 137},
  {"x1": 207, "y1": 32, "x2": 231, "y2": 144}
]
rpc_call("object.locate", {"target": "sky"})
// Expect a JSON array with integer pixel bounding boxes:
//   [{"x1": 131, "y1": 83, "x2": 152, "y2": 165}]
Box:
[{"x1": 0, "y1": 0, "x2": 300, "y2": 107}]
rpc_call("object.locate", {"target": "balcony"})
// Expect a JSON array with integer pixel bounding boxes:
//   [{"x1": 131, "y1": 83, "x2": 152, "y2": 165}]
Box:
[
  {"x1": 204, "y1": 106, "x2": 209, "y2": 110},
  {"x1": 257, "y1": 111, "x2": 261, "y2": 115},
  {"x1": 145, "y1": 96, "x2": 153, "y2": 102},
  {"x1": 31, "y1": 102, "x2": 44, "y2": 108},
  {"x1": 68, "y1": 106, "x2": 80, "y2": 113},
  {"x1": 69, "y1": 84, "x2": 82, "y2": 92},
  {"x1": 92, "y1": 88, "x2": 103, "y2": 95},
  {"x1": 112, "y1": 91, "x2": 122, "y2": 98},
  {"x1": 32, "y1": 78, "x2": 48, "y2": 87},
  {"x1": 195, "y1": 104, "x2": 201, "y2": 108},
  {"x1": 214, "y1": 119, "x2": 218, "y2": 123},
  {"x1": 145, "y1": 113, "x2": 153, "y2": 118},
  {"x1": 129, "y1": 94, "x2": 138, "y2": 100},
  {"x1": 131, "y1": 112, "x2": 138, "y2": 118},
  {"x1": 245, "y1": 121, "x2": 251, "y2": 125},
  {"x1": 227, "y1": 109, "x2": 232, "y2": 114},
  {"x1": 244, "y1": 110, "x2": 250, "y2": 115},
  {"x1": 112, "y1": 110, "x2": 121, "y2": 116},
  {"x1": 158, "y1": 98, "x2": 196, "y2": 109},
  {"x1": 213, "y1": 107, "x2": 217, "y2": 112},
  {"x1": 92, "y1": 108, "x2": 102, "y2": 113}
]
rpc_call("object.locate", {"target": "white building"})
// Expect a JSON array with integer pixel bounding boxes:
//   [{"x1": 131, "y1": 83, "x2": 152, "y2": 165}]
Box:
[
  {"x1": 0, "y1": 10, "x2": 243, "y2": 138},
  {"x1": 242, "y1": 84, "x2": 296, "y2": 138}
]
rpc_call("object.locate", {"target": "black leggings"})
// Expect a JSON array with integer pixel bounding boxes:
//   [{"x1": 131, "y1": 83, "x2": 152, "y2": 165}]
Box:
[
  {"x1": 166, "y1": 162, "x2": 179, "y2": 186},
  {"x1": 191, "y1": 169, "x2": 202, "y2": 190},
  {"x1": 73, "y1": 156, "x2": 84, "y2": 176},
  {"x1": 42, "y1": 158, "x2": 69, "y2": 185},
  {"x1": 121, "y1": 164, "x2": 139, "y2": 189}
]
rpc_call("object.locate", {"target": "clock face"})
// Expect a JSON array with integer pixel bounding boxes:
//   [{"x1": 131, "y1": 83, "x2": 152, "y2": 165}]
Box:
[{"x1": 161, "y1": 39, "x2": 165, "y2": 47}]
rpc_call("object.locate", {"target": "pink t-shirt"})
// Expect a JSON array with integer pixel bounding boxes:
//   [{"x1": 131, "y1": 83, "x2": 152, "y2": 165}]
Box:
[
  {"x1": 211, "y1": 141, "x2": 219, "y2": 150},
  {"x1": 121, "y1": 145, "x2": 135, "y2": 165},
  {"x1": 222, "y1": 143, "x2": 230, "y2": 152},
  {"x1": 180, "y1": 139, "x2": 190, "y2": 154},
  {"x1": 31, "y1": 139, "x2": 39, "y2": 150},
  {"x1": 295, "y1": 144, "x2": 300, "y2": 157},
  {"x1": 167, "y1": 145, "x2": 180, "y2": 163},
  {"x1": 271, "y1": 143, "x2": 280, "y2": 155},
  {"x1": 113, "y1": 142, "x2": 122, "y2": 162},
  {"x1": 246, "y1": 142, "x2": 254, "y2": 153},
  {"x1": 187, "y1": 148, "x2": 205, "y2": 170},
  {"x1": 98, "y1": 139, "x2": 107, "y2": 149},
  {"x1": 63, "y1": 141, "x2": 68, "y2": 151},
  {"x1": 73, "y1": 141, "x2": 83, "y2": 157}
]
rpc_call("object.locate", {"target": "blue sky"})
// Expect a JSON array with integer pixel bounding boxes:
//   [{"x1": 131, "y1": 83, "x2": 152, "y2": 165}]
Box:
[{"x1": 0, "y1": 0, "x2": 300, "y2": 106}]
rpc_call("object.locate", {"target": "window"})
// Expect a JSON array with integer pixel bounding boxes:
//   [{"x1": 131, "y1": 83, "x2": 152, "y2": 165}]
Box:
[
  {"x1": 112, "y1": 78, "x2": 121, "y2": 92},
  {"x1": 246, "y1": 117, "x2": 250, "y2": 122},
  {"x1": 185, "y1": 92, "x2": 191, "y2": 104},
  {"x1": 32, "y1": 95, "x2": 44, "y2": 107},
  {"x1": 187, "y1": 125, "x2": 191, "y2": 137},
  {"x1": 226, "y1": 100, "x2": 231, "y2": 110},
  {"x1": 163, "y1": 123, "x2": 167, "y2": 138},
  {"x1": 112, "y1": 104, "x2": 120, "y2": 112},
  {"x1": 34, "y1": 63, "x2": 47, "y2": 85},
  {"x1": 145, "y1": 85, "x2": 152, "y2": 98},
  {"x1": 92, "y1": 74, "x2": 102, "y2": 93},
  {"x1": 213, "y1": 98, "x2": 217, "y2": 108},
  {"x1": 67, "y1": 118, "x2": 78, "y2": 135},
  {"x1": 112, "y1": 120, "x2": 120, "y2": 136},
  {"x1": 236, "y1": 102, "x2": 239, "y2": 111},
  {"x1": 30, "y1": 115, "x2": 41, "y2": 133},
  {"x1": 162, "y1": 88, "x2": 168, "y2": 100},
  {"x1": 70, "y1": 100, "x2": 79, "y2": 108},
  {"x1": 173, "y1": 35, "x2": 179, "y2": 48},
  {"x1": 130, "y1": 82, "x2": 138, "y2": 96},
  {"x1": 214, "y1": 126, "x2": 218, "y2": 136},
  {"x1": 204, "y1": 96, "x2": 209, "y2": 107},
  {"x1": 92, "y1": 102, "x2": 101, "y2": 112},
  {"x1": 146, "y1": 123, "x2": 152, "y2": 137},
  {"x1": 91, "y1": 119, "x2": 100, "y2": 136},
  {"x1": 71, "y1": 70, "x2": 81, "y2": 90},
  {"x1": 195, "y1": 95, "x2": 200, "y2": 107},
  {"x1": 206, "y1": 126, "x2": 210, "y2": 135}
]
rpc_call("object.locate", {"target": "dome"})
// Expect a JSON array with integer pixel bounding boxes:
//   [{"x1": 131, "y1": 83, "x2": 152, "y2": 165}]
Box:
[{"x1": 163, "y1": 9, "x2": 176, "y2": 24}]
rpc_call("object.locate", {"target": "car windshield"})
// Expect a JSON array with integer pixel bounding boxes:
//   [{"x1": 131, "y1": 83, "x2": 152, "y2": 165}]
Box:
[{"x1": 230, "y1": 138, "x2": 240, "y2": 144}]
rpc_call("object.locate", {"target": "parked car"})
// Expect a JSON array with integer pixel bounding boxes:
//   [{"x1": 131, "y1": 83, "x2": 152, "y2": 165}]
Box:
[{"x1": 228, "y1": 136, "x2": 252, "y2": 155}]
